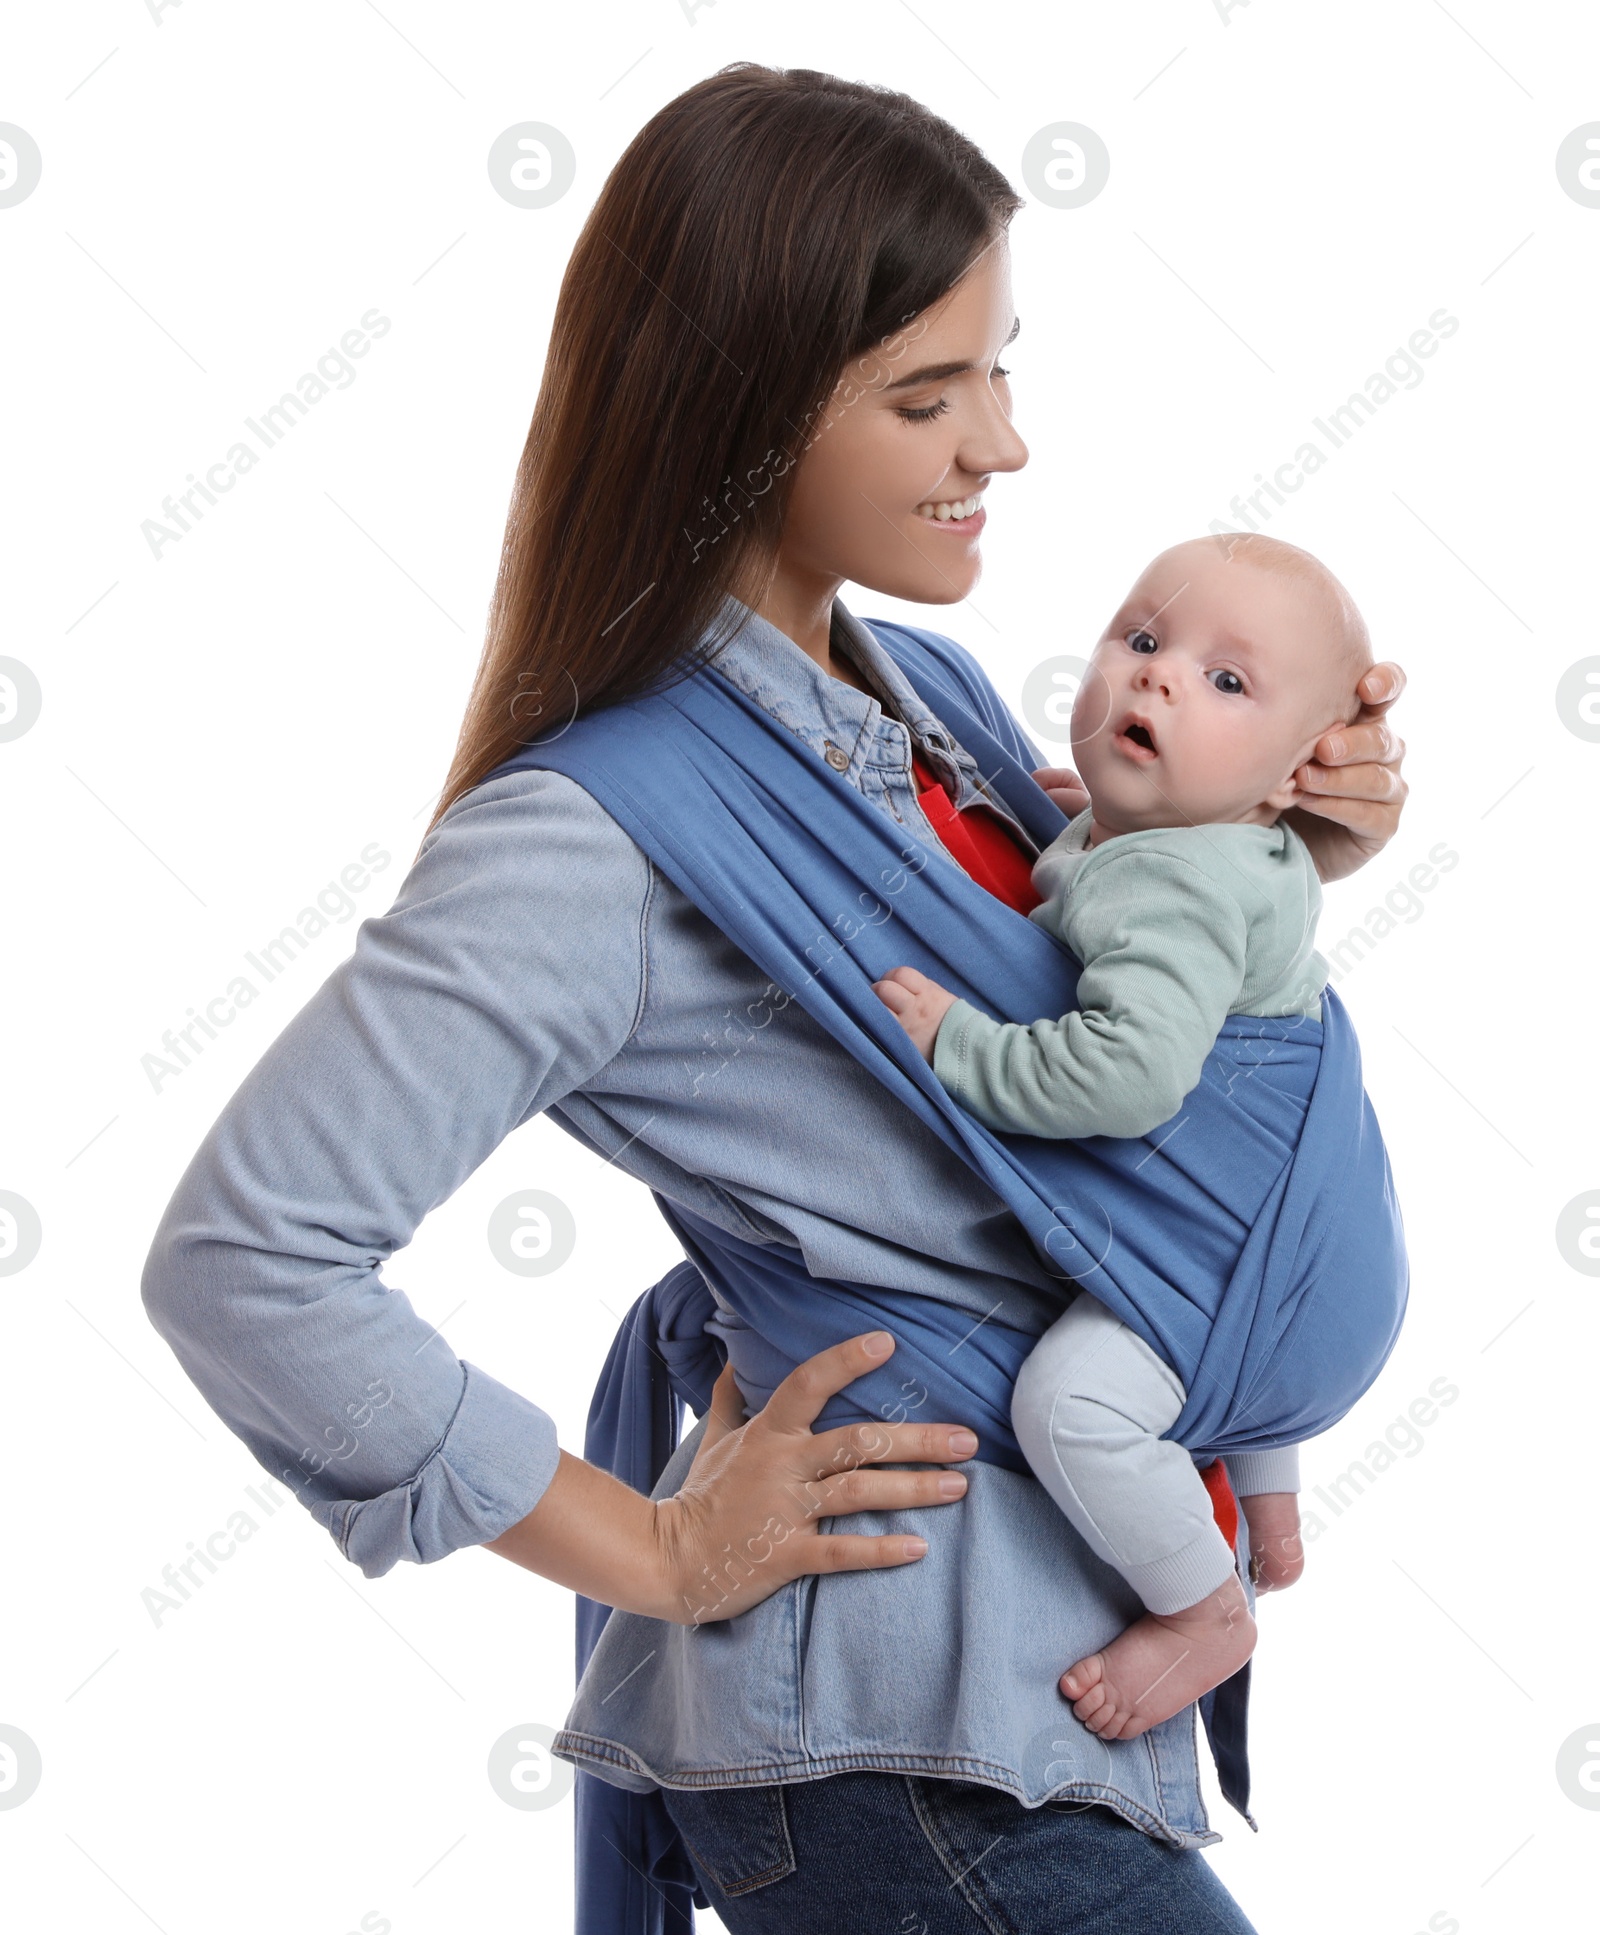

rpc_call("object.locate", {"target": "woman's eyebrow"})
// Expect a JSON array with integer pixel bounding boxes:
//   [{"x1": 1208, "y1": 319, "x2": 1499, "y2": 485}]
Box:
[{"x1": 884, "y1": 315, "x2": 1021, "y2": 391}]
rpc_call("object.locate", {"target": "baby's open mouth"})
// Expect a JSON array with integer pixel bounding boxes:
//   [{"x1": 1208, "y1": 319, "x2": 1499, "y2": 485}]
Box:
[{"x1": 1114, "y1": 714, "x2": 1159, "y2": 759}]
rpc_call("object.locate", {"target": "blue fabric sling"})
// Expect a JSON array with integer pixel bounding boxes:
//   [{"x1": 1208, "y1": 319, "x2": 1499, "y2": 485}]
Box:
[{"x1": 491, "y1": 618, "x2": 1409, "y2": 1935}]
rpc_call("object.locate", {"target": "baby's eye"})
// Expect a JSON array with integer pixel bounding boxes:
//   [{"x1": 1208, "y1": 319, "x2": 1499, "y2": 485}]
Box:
[
  {"x1": 1125, "y1": 628, "x2": 1158, "y2": 654},
  {"x1": 1209, "y1": 669, "x2": 1246, "y2": 696}
]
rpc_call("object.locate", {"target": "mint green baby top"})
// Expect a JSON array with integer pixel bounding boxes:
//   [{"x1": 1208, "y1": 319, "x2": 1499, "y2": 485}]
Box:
[{"x1": 932, "y1": 807, "x2": 1329, "y2": 1141}]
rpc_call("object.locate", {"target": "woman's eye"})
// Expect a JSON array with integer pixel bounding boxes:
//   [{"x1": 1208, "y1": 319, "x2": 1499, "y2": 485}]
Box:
[
  {"x1": 896, "y1": 396, "x2": 952, "y2": 423},
  {"x1": 992, "y1": 364, "x2": 1011, "y2": 380},
  {"x1": 1126, "y1": 628, "x2": 1158, "y2": 654},
  {"x1": 1209, "y1": 669, "x2": 1246, "y2": 696}
]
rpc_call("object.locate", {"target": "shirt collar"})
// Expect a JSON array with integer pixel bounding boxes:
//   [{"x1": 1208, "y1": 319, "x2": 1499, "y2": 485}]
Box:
[{"x1": 702, "y1": 592, "x2": 972, "y2": 778}]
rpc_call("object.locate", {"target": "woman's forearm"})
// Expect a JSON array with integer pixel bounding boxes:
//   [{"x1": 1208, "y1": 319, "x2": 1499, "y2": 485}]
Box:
[{"x1": 484, "y1": 1449, "x2": 677, "y2": 1619}]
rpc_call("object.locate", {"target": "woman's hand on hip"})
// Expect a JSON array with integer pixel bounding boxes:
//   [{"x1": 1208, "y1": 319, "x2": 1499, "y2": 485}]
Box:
[
  {"x1": 656, "y1": 1332, "x2": 975, "y2": 1624},
  {"x1": 485, "y1": 1332, "x2": 975, "y2": 1625},
  {"x1": 1282, "y1": 662, "x2": 1409, "y2": 882}
]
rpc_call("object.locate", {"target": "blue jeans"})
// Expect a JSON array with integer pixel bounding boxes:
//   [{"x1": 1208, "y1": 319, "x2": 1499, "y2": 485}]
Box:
[{"x1": 662, "y1": 1770, "x2": 1260, "y2": 1933}]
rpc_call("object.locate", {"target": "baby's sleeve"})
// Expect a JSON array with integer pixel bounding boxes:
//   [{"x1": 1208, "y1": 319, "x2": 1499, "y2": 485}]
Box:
[
  {"x1": 931, "y1": 847, "x2": 1248, "y2": 1140},
  {"x1": 1224, "y1": 1445, "x2": 1302, "y2": 1495}
]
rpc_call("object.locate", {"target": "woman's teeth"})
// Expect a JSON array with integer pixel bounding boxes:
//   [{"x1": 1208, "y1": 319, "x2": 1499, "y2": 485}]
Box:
[{"x1": 916, "y1": 494, "x2": 983, "y2": 521}]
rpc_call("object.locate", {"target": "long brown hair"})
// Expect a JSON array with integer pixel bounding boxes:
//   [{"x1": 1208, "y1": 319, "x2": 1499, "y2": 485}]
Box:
[{"x1": 424, "y1": 63, "x2": 1022, "y2": 841}]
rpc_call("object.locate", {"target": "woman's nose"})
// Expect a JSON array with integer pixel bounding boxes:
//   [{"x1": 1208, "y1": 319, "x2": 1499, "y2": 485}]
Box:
[
  {"x1": 960, "y1": 392, "x2": 1028, "y2": 476},
  {"x1": 982, "y1": 411, "x2": 1028, "y2": 475}
]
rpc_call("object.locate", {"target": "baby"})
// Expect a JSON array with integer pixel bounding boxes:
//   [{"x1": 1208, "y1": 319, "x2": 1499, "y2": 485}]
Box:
[{"x1": 873, "y1": 532, "x2": 1373, "y2": 1743}]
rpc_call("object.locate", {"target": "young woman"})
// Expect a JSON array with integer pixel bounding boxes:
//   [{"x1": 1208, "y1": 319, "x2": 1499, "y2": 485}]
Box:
[{"x1": 142, "y1": 64, "x2": 1408, "y2": 1935}]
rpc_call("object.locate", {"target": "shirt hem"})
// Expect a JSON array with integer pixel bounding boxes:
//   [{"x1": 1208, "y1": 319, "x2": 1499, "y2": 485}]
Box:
[{"x1": 549, "y1": 1729, "x2": 1223, "y2": 1852}]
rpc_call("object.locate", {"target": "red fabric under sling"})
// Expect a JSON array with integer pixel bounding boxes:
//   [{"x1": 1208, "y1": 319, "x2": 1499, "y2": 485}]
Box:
[{"x1": 910, "y1": 749, "x2": 1044, "y2": 916}]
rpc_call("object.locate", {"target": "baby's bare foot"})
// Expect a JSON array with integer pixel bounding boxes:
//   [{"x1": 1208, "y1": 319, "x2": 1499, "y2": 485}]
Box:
[{"x1": 1060, "y1": 1575, "x2": 1256, "y2": 1740}]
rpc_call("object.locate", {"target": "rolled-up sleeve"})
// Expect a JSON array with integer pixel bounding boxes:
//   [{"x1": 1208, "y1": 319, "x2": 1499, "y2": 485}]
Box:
[{"x1": 141, "y1": 767, "x2": 651, "y2": 1577}]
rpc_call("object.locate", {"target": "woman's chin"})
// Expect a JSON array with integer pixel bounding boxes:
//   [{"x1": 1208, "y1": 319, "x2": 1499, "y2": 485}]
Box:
[{"x1": 873, "y1": 561, "x2": 982, "y2": 608}]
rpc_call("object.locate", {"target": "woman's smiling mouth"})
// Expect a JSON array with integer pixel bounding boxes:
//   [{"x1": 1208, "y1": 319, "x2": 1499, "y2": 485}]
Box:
[{"x1": 915, "y1": 491, "x2": 985, "y2": 531}]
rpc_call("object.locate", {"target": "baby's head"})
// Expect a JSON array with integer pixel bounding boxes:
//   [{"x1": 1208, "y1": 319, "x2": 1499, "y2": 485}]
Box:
[{"x1": 1069, "y1": 534, "x2": 1373, "y2": 838}]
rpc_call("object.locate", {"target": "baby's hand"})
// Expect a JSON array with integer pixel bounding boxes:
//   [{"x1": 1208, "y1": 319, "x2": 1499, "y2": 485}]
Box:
[
  {"x1": 1240, "y1": 1492, "x2": 1305, "y2": 1592},
  {"x1": 1032, "y1": 765, "x2": 1089, "y2": 818},
  {"x1": 872, "y1": 966, "x2": 959, "y2": 1064}
]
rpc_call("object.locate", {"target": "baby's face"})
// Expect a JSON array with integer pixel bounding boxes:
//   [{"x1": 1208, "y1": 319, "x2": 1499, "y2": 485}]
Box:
[{"x1": 1070, "y1": 540, "x2": 1359, "y2": 837}]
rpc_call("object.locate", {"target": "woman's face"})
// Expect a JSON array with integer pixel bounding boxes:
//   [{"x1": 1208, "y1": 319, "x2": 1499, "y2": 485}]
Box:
[{"x1": 775, "y1": 234, "x2": 1028, "y2": 606}]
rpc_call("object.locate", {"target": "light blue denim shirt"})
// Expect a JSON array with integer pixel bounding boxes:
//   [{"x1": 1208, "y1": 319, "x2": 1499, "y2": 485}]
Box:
[{"x1": 141, "y1": 594, "x2": 1292, "y2": 1846}]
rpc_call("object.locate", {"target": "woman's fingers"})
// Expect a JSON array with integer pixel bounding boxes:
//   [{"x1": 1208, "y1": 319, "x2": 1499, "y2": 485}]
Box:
[
  {"x1": 1285, "y1": 658, "x2": 1408, "y2": 878},
  {"x1": 805, "y1": 1417, "x2": 979, "y2": 1476},
  {"x1": 1296, "y1": 661, "x2": 1407, "y2": 822},
  {"x1": 1292, "y1": 792, "x2": 1403, "y2": 840},
  {"x1": 805, "y1": 1531, "x2": 933, "y2": 1572},
  {"x1": 1294, "y1": 755, "x2": 1407, "y2": 805},
  {"x1": 1356, "y1": 661, "x2": 1406, "y2": 715},
  {"x1": 1305, "y1": 719, "x2": 1404, "y2": 774},
  {"x1": 802, "y1": 1462, "x2": 970, "y2": 1514},
  {"x1": 757, "y1": 1332, "x2": 980, "y2": 1468},
  {"x1": 1293, "y1": 759, "x2": 1408, "y2": 846},
  {"x1": 655, "y1": 1334, "x2": 980, "y2": 1621},
  {"x1": 758, "y1": 1330, "x2": 898, "y2": 1433}
]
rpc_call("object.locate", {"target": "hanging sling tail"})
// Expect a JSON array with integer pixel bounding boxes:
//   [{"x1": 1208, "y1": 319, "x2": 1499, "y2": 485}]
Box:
[{"x1": 489, "y1": 618, "x2": 1409, "y2": 1932}]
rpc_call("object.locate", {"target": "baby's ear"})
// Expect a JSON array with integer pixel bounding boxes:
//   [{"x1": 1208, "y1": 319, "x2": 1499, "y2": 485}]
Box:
[
  {"x1": 1282, "y1": 718, "x2": 1342, "y2": 785},
  {"x1": 1262, "y1": 772, "x2": 1303, "y2": 815}
]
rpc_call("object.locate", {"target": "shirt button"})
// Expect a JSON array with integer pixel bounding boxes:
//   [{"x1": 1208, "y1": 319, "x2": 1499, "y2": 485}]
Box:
[{"x1": 823, "y1": 741, "x2": 850, "y2": 772}]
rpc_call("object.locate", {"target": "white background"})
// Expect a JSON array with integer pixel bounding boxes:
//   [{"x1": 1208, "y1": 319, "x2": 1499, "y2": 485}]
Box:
[{"x1": 3, "y1": 3, "x2": 1596, "y2": 1932}]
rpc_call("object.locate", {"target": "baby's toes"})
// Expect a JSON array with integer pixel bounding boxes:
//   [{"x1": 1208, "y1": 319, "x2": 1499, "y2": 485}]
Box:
[
  {"x1": 1066, "y1": 1682, "x2": 1108, "y2": 1728},
  {"x1": 1061, "y1": 1654, "x2": 1105, "y2": 1702},
  {"x1": 1090, "y1": 1694, "x2": 1134, "y2": 1739},
  {"x1": 1078, "y1": 1689, "x2": 1120, "y2": 1733}
]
